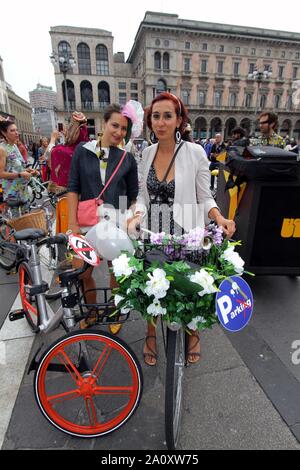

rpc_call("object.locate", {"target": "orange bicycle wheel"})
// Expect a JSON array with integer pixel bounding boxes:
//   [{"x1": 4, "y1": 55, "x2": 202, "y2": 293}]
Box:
[
  {"x1": 19, "y1": 262, "x2": 39, "y2": 332},
  {"x1": 34, "y1": 330, "x2": 143, "y2": 437}
]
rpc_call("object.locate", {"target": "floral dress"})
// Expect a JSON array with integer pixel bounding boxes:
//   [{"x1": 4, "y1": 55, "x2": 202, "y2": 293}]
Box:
[
  {"x1": 146, "y1": 163, "x2": 183, "y2": 237},
  {"x1": 0, "y1": 143, "x2": 30, "y2": 216}
]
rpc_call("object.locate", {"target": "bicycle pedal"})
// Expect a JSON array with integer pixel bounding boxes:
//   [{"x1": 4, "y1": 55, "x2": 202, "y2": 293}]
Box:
[{"x1": 9, "y1": 309, "x2": 25, "y2": 322}]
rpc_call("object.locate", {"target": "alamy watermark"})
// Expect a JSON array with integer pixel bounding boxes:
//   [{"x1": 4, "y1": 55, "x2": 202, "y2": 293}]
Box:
[{"x1": 291, "y1": 340, "x2": 300, "y2": 365}]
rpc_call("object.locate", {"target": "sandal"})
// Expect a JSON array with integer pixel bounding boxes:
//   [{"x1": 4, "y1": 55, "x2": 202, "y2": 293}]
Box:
[
  {"x1": 143, "y1": 335, "x2": 158, "y2": 366},
  {"x1": 187, "y1": 332, "x2": 201, "y2": 364}
]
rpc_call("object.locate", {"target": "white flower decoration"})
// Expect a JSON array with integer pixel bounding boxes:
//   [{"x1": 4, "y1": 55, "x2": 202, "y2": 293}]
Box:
[
  {"x1": 222, "y1": 246, "x2": 245, "y2": 274},
  {"x1": 145, "y1": 268, "x2": 170, "y2": 299},
  {"x1": 112, "y1": 253, "x2": 135, "y2": 277},
  {"x1": 147, "y1": 299, "x2": 167, "y2": 317},
  {"x1": 187, "y1": 316, "x2": 207, "y2": 331},
  {"x1": 190, "y1": 269, "x2": 218, "y2": 297},
  {"x1": 114, "y1": 294, "x2": 132, "y2": 314}
]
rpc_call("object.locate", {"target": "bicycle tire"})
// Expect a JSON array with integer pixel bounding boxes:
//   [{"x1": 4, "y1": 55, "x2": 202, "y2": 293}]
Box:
[
  {"x1": 165, "y1": 328, "x2": 187, "y2": 450},
  {"x1": 34, "y1": 329, "x2": 143, "y2": 438},
  {"x1": 19, "y1": 262, "x2": 40, "y2": 332},
  {"x1": 0, "y1": 220, "x2": 18, "y2": 270}
]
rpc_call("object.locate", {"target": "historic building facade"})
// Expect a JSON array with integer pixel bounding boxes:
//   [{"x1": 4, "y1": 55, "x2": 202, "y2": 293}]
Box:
[
  {"x1": 29, "y1": 83, "x2": 57, "y2": 137},
  {"x1": 50, "y1": 12, "x2": 300, "y2": 139}
]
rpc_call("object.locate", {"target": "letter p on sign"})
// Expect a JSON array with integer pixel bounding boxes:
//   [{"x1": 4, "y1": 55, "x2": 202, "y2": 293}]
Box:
[{"x1": 217, "y1": 295, "x2": 232, "y2": 325}]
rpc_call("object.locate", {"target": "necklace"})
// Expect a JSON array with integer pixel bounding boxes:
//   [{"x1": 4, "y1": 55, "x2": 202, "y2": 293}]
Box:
[{"x1": 96, "y1": 140, "x2": 108, "y2": 169}]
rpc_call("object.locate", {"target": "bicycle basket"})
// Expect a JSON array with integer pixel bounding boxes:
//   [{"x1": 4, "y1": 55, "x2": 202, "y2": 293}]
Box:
[{"x1": 8, "y1": 209, "x2": 47, "y2": 232}]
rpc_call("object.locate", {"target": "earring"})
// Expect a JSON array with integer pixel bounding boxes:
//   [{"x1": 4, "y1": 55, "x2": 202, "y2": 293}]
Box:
[
  {"x1": 150, "y1": 131, "x2": 157, "y2": 144},
  {"x1": 175, "y1": 128, "x2": 182, "y2": 144}
]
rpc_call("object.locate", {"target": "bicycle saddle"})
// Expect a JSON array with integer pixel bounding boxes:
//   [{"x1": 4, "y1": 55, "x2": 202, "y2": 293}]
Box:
[{"x1": 14, "y1": 228, "x2": 46, "y2": 241}]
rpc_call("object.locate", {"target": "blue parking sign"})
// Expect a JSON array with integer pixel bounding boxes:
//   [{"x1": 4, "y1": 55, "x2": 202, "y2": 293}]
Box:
[{"x1": 216, "y1": 276, "x2": 253, "y2": 332}]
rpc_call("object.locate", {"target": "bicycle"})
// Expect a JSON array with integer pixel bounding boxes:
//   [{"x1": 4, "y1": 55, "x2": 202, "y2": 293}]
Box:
[{"x1": 9, "y1": 227, "x2": 143, "y2": 438}]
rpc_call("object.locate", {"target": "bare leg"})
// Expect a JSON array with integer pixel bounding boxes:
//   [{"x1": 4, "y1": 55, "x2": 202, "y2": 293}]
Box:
[
  {"x1": 143, "y1": 321, "x2": 157, "y2": 366},
  {"x1": 187, "y1": 330, "x2": 201, "y2": 364}
]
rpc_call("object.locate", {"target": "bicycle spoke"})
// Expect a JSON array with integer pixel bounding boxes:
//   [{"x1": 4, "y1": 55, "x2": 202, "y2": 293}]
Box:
[
  {"x1": 57, "y1": 349, "x2": 83, "y2": 385},
  {"x1": 85, "y1": 396, "x2": 99, "y2": 427},
  {"x1": 47, "y1": 389, "x2": 80, "y2": 405},
  {"x1": 93, "y1": 385, "x2": 134, "y2": 396},
  {"x1": 90, "y1": 344, "x2": 112, "y2": 384}
]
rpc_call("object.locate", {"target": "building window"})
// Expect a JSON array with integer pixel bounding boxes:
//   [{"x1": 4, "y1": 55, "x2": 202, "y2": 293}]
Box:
[
  {"x1": 219, "y1": 45, "x2": 224, "y2": 52},
  {"x1": 163, "y1": 52, "x2": 170, "y2": 71},
  {"x1": 293, "y1": 67, "x2": 298, "y2": 79},
  {"x1": 230, "y1": 93, "x2": 237, "y2": 107},
  {"x1": 98, "y1": 81, "x2": 110, "y2": 109},
  {"x1": 281, "y1": 51, "x2": 286, "y2": 58},
  {"x1": 130, "y1": 83, "x2": 138, "y2": 90},
  {"x1": 184, "y1": 58, "x2": 191, "y2": 72},
  {"x1": 155, "y1": 39, "x2": 160, "y2": 46},
  {"x1": 217, "y1": 61, "x2": 223, "y2": 74},
  {"x1": 201, "y1": 59, "x2": 207, "y2": 73},
  {"x1": 164, "y1": 40, "x2": 170, "y2": 47},
  {"x1": 202, "y1": 43, "x2": 208, "y2": 51},
  {"x1": 62, "y1": 79, "x2": 76, "y2": 110},
  {"x1": 118, "y1": 82, "x2": 126, "y2": 89},
  {"x1": 278, "y1": 65, "x2": 284, "y2": 78},
  {"x1": 77, "y1": 43, "x2": 91, "y2": 75},
  {"x1": 233, "y1": 62, "x2": 240, "y2": 76},
  {"x1": 260, "y1": 94, "x2": 267, "y2": 109},
  {"x1": 235, "y1": 47, "x2": 240, "y2": 54},
  {"x1": 245, "y1": 94, "x2": 252, "y2": 107},
  {"x1": 215, "y1": 91, "x2": 222, "y2": 107},
  {"x1": 119, "y1": 92, "x2": 127, "y2": 105},
  {"x1": 251, "y1": 48, "x2": 256, "y2": 55},
  {"x1": 296, "y1": 52, "x2": 300, "y2": 59},
  {"x1": 266, "y1": 49, "x2": 271, "y2": 57},
  {"x1": 185, "y1": 42, "x2": 191, "y2": 49},
  {"x1": 182, "y1": 90, "x2": 189, "y2": 105},
  {"x1": 80, "y1": 80, "x2": 93, "y2": 110},
  {"x1": 199, "y1": 91, "x2": 206, "y2": 106},
  {"x1": 156, "y1": 79, "x2": 167, "y2": 94},
  {"x1": 249, "y1": 63, "x2": 255, "y2": 74},
  {"x1": 264, "y1": 64, "x2": 272, "y2": 72},
  {"x1": 96, "y1": 45, "x2": 109, "y2": 75},
  {"x1": 286, "y1": 95, "x2": 293, "y2": 110},
  {"x1": 274, "y1": 95, "x2": 281, "y2": 109},
  {"x1": 154, "y1": 51, "x2": 161, "y2": 70},
  {"x1": 58, "y1": 41, "x2": 73, "y2": 74}
]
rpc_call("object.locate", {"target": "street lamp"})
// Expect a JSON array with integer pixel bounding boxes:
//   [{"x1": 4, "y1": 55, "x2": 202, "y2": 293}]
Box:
[
  {"x1": 50, "y1": 51, "x2": 76, "y2": 114},
  {"x1": 248, "y1": 66, "x2": 272, "y2": 135}
]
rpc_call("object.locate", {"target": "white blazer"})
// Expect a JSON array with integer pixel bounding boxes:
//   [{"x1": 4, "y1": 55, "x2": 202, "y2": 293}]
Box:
[{"x1": 136, "y1": 141, "x2": 218, "y2": 232}]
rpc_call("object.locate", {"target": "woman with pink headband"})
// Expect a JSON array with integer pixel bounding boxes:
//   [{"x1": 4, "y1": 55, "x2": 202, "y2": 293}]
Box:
[{"x1": 67, "y1": 101, "x2": 141, "y2": 331}]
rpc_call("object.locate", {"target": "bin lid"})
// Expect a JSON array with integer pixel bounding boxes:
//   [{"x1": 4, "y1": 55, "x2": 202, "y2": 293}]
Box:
[{"x1": 243, "y1": 146, "x2": 298, "y2": 162}]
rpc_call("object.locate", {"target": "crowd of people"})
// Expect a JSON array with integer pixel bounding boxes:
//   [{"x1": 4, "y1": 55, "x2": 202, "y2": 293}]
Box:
[{"x1": 1, "y1": 98, "x2": 299, "y2": 367}]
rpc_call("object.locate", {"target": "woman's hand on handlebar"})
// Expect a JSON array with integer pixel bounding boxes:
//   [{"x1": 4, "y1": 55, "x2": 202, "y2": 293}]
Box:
[
  {"x1": 68, "y1": 222, "x2": 81, "y2": 235},
  {"x1": 127, "y1": 215, "x2": 142, "y2": 239},
  {"x1": 20, "y1": 171, "x2": 32, "y2": 181}
]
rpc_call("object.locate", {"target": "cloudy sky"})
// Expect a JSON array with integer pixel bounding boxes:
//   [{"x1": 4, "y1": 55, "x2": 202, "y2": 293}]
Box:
[{"x1": 1, "y1": 0, "x2": 300, "y2": 101}]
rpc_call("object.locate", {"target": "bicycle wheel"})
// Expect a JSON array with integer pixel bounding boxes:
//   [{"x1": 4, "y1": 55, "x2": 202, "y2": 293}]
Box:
[
  {"x1": 165, "y1": 327, "x2": 187, "y2": 450},
  {"x1": 19, "y1": 262, "x2": 39, "y2": 332},
  {"x1": 34, "y1": 330, "x2": 143, "y2": 438},
  {"x1": 0, "y1": 220, "x2": 18, "y2": 270}
]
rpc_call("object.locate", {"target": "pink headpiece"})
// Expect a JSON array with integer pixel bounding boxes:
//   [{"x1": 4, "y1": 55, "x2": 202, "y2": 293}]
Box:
[{"x1": 121, "y1": 100, "x2": 144, "y2": 139}]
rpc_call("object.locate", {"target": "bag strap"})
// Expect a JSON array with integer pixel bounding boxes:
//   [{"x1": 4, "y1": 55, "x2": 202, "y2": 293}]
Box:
[
  {"x1": 161, "y1": 142, "x2": 184, "y2": 182},
  {"x1": 97, "y1": 150, "x2": 127, "y2": 200}
]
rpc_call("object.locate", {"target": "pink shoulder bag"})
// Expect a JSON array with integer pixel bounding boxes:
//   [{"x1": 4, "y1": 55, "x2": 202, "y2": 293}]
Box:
[{"x1": 77, "y1": 150, "x2": 127, "y2": 227}]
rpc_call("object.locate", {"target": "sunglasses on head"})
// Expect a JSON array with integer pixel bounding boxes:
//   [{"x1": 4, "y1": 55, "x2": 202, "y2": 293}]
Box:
[{"x1": 259, "y1": 120, "x2": 269, "y2": 125}]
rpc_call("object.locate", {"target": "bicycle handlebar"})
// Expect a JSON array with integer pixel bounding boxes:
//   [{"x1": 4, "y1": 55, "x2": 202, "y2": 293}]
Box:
[{"x1": 36, "y1": 233, "x2": 67, "y2": 248}]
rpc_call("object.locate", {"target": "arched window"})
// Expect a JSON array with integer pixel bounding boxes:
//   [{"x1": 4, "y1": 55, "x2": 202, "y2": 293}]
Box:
[
  {"x1": 260, "y1": 94, "x2": 267, "y2": 109},
  {"x1": 163, "y1": 52, "x2": 170, "y2": 71},
  {"x1": 215, "y1": 91, "x2": 222, "y2": 107},
  {"x1": 245, "y1": 94, "x2": 252, "y2": 107},
  {"x1": 274, "y1": 95, "x2": 281, "y2": 109},
  {"x1": 286, "y1": 95, "x2": 293, "y2": 110},
  {"x1": 80, "y1": 81, "x2": 93, "y2": 110},
  {"x1": 58, "y1": 41, "x2": 73, "y2": 74},
  {"x1": 182, "y1": 90, "x2": 189, "y2": 106},
  {"x1": 199, "y1": 91, "x2": 206, "y2": 106},
  {"x1": 96, "y1": 45, "x2": 109, "y2": 75},
  {"x1": 62, "y1": 79, "x2": 76, "y2": 110},
  {"x1": 154, "y1": 52, "x2": 161, "y2": 70},
  {"x1": 77, "y1": 43, "x2": 91, "y2": 75},
  {"x1": 230, "y1": 93, "x2": 237, "y2": 107},
  {"x1": 98, "y1": 81, "x2": 110, "y2": 109},
  {"x1": 156, "y1": 79, "x2": 167, "y2": 94}
]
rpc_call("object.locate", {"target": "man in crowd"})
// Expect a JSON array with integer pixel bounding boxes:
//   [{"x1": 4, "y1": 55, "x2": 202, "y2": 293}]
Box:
[{"x1": 255, "y1": 112, "x2": 284, "y2": 148}]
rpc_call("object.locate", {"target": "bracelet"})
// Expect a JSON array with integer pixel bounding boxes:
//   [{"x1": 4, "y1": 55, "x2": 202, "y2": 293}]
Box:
[{"x1": 17, "y1": 172, "x2": 21, "y2": 178}]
